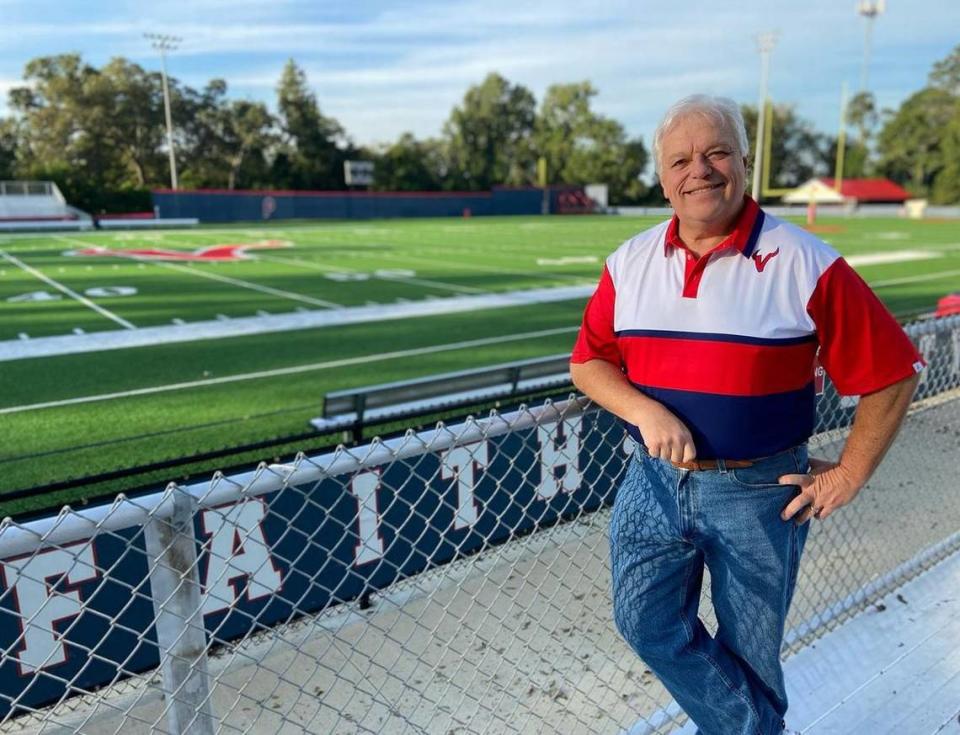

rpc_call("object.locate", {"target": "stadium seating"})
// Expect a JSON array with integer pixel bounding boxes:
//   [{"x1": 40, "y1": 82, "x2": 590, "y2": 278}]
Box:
[{"x1": 0, "y1": 181, "x2": 92, "y2": 230}]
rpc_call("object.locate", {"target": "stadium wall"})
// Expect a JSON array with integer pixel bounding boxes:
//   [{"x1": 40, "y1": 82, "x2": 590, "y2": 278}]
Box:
[{"x1": 151, "y1": 186, "x2": 581, "y2": 222}]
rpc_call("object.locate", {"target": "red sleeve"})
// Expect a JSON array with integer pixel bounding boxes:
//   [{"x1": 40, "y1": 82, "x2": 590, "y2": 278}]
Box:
[
  {"x1": 571, "y1": 264, "x2": 621, "y2": 366},
  {"x1": 806, "y1": 257, "x2": 923, "y2": 396}
]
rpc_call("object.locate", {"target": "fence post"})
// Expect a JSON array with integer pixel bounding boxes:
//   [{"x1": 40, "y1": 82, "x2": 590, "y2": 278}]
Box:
[{"x1": 144, "y1": 486, "x2": 217, "y2": 734}]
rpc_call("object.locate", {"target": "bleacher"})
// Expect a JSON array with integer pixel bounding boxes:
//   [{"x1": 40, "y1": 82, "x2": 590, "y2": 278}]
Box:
[{"x1": 0, "y1": 181, "x2": 93, "y2": 231}]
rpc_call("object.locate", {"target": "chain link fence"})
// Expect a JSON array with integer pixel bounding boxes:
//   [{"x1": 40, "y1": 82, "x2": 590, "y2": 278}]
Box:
[{"x1": 0, "y1": 315, "x2": 957, "y2": 735}]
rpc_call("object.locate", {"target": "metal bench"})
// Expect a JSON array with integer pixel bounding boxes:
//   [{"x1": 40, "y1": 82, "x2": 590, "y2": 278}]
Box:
[{"x1": 311, "y1": 353, "x2": 573, "y2": 439}]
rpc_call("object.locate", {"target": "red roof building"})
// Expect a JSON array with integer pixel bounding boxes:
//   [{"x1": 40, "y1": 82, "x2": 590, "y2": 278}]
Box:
[{"x1": 818, "y1": 178, "x2": 911, "y2": 203}]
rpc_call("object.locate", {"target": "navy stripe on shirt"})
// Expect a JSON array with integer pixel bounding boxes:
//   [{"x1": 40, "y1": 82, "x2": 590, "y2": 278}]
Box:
[
  {"x1": 614, "y1": 329, "x2": 817, "y2": 347},
  {"x1": 626, "y1": 381, "x2": 816, "y2": 459}
]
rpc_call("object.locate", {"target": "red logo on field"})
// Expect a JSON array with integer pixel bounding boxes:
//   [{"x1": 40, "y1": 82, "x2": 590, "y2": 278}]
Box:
[
  {"x1": 752, "y1": 248, "x2": 780, "y2": 273},
  {"x1": 65, "y1": 240, "x2": 291, "y2": 262}
]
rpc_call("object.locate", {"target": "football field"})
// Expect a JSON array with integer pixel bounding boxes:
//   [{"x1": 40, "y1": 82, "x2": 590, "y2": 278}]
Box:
[{"x1": 1, "y1": 214, "x2": 959, "y2": 508}]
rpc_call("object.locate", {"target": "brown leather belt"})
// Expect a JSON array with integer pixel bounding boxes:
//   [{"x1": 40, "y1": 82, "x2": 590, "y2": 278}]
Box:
[{"x1": 670, "y1": 458, "x2": 754, "y2": 471}]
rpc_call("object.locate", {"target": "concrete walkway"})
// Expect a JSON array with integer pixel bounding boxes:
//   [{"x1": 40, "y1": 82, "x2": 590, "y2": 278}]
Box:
[{"x1": 783, "y1": 549, "x2": 960, "y2": 735}]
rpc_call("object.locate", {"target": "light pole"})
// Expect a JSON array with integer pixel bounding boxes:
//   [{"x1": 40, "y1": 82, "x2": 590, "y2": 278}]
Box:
[
  {"x1": 857, "y1": 0, "x2": 885, "y2": 92},
  {"x1": 751, "y1": 31, "x2": 777, "y2": 202},
  {"x1": 145, "y1": 33, "x2": 181, "y2": 190}
]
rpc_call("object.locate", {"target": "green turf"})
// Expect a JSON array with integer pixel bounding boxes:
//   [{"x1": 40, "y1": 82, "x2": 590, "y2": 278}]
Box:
[{"x1": 0, "y1": 213, "x2": 958, "y2": 510}]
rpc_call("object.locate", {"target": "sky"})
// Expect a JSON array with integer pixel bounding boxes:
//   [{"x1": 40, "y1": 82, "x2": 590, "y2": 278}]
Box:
[{"x1": 0, "y1": 0, "x2": 957, "y2": 176}]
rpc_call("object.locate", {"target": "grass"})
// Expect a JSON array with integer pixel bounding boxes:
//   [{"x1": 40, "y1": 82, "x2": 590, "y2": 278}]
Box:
[{"x1": 0, "y1": 213, "x2": 958, "y2": 515}]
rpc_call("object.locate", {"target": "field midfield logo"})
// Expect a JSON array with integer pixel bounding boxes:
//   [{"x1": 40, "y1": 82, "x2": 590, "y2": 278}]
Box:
[
  {"x1": 64, "y1": 239, "x2": 292, "y2": 262},
  {"x1": 752, "y1": 247, "x2": 780, "y2": 273}
]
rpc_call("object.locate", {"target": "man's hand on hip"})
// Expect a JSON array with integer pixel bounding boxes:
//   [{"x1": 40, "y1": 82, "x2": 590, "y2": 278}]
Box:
[
  {"x1": 778, "y1": 457, "x2": 862, "y2": 524},
  {"x1": 635, "y1": 403, "x2": 697, "y2": 463}
]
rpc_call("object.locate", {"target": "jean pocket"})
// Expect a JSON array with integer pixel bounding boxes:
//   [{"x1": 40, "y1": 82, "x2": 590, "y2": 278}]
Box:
[
  {"x1": 730, "y1": 461, "x2": 797, "y2": 489},
  {"x1": 729, "y1": 469, "x2": 788, "y2": 489}
]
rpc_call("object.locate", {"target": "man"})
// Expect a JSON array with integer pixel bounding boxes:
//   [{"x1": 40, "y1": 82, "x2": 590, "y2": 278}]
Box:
[{"x1": 570, "y1": 94, "x2": 922, "y2": 735}]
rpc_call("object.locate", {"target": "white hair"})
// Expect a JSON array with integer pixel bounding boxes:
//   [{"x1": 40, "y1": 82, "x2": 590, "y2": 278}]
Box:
[{"x1": 652, "y1": 95, "x2": 749, "y2": 175}]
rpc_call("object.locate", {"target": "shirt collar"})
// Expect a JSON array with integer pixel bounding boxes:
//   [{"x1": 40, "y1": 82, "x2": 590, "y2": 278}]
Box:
[{"x1": 663, "y1": 196, "x2": 765, "y2": 258}]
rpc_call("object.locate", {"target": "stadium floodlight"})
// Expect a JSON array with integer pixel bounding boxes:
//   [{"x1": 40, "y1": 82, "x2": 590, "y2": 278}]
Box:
[
  {"x1": 144, "y1": 32, "x2": 182, "y2": 191},
  {"x1": 857, "y1": 0, "x2": 885, "y2": 91},
  {"x1": 751, "y1": 31, "x2": 778, "y2": 202}
]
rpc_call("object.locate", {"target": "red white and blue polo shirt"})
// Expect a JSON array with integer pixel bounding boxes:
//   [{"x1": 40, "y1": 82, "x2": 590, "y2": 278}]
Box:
[{"x1": 571, "y1": 197, "x2": 924, "y2": 459}]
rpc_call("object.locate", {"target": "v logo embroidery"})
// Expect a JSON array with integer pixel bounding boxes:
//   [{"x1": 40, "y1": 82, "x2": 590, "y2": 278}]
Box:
[{"x1": 752, "y1": 248, "x2": 780, "y2": 273}]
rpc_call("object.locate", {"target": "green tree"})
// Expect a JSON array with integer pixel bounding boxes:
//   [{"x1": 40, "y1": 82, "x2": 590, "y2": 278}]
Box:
[
  {"x1": 373, "y1": 133, "x2": 445, "y2": 191},
  {"x1": 534, "y1": 81, "x2": 648, "y2": 203},
  {"x1": 742, "y1": 103, "x2": 830, "y2": 190},
  {"x1": 931, "y1": 111, "x2": 960, "y2": 203},
  {"x1": 846, "y1": 91, "x2": 879, "y2": 143},
  {"x1": 876, "y1": 87, "x2": 957, "y2": 198},
  {"x1": 223, "y1": 101, "x2": 276, "y2": 189},
  {"x1": 824, "y1": 138, "x2": 871, "y2": 179},
  {"x1": 100, "y1": 57, "x2": 167, "y2": 187},
  {"x1": 0, "y1": 118, "x2": 18, "y2": 180},
  {"x1": 177, "y1": 79, "x2": 236, "y2": 188},
  {"x1": 443, "y1": 73, "x2": 536, "y2": 189},
  {"x1": 274, "y1": 59, "x2": 349, "y2": 189},
  {"x1": 929, "y1": 42, "x2": 960, "y2": 95},
  {"x1": 9, "y1": 54, "x2": 136, "y2": 209}
]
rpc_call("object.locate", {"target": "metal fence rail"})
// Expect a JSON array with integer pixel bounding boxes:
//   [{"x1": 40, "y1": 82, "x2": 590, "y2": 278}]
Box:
[{"x1": 0, "y1": 316, "x2": 957, "y2": 734}]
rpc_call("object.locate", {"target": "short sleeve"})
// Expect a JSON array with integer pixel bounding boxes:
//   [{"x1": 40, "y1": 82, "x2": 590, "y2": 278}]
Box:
[
  {"x1": 571, "y1": 264, "x2": 621, "y2": 366},
  {"x1": 806, "y1": 257, "x2": 923, "y2": 396}
]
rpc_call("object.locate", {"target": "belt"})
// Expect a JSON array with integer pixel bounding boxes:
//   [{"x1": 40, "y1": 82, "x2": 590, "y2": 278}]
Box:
[{"x1": 670, "y1": 458, "x2": 754, "y2": 471}]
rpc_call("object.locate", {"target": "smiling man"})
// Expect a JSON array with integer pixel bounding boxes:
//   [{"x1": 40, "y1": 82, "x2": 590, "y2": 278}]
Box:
[{"x1": 570, "y1": 95, "x2": 922, "y2": 735}]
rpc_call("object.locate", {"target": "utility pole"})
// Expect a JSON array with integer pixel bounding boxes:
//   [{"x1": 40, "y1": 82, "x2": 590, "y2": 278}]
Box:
[
  {"x1": 857, "y1": 0, "x2": 885, "y2": 92},
  {"x1": 145, "y1": 33, "x2": 182, "y2": 190},
  {"x1": 751, "y1": 31, "x2": 777, "y2": 202}
]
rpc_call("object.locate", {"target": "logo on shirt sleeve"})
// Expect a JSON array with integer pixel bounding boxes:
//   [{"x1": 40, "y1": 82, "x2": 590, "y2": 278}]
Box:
[{"x1": 752, "y1": 248, "x2": 780, "y2": 273}]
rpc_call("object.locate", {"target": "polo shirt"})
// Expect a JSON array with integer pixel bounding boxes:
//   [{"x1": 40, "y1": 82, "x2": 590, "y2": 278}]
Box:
[{"x1": 571, "y1": 197, "x2": 924, "y2": 459}]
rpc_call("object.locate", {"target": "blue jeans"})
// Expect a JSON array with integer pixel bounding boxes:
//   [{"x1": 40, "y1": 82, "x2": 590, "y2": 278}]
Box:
[{"x1": 610, "y1": 444, "x2": 810, "y2": 735}]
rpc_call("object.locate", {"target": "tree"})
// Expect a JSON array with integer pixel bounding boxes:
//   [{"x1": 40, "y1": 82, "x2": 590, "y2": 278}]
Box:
[
  {"x1": 100, "y1": 57, "x2": 167, "y2": 187},
  {"x1": 373, "y1": 133, "x2": 445, "y2": 191},
  {"x1": 274, "y1": 60, "x2": 349, "y2": 189},
  {"x1": 929, "y1": 43, "x2": 960, "y2": 95},
  {"x1": 931, "y1": 110, "x2": 960, "y2": 203},
  {"x1": 846, "y1": 91, "x2": 879, "y2": 144},
  {"x1": 824, "y1": 137, "x2": 871, "y2": 179},
  {"x1": 741, "y1": 104, "x2": 830, "y2": 189},
  {"x1": 443, "y1": 73, "x2": 536, "y2": 189},
  {"x1": 534, "y1": 81, "x2": 648, "y2": 203},
  {"x1": 876, "y1": 87, "x2": 958, "y2": 198},
  {"x1": 8, "y1": 54, "x2": 136, "y2": 209},
  {"x1": 0, "y1": 119, "x2": 18, "y2": 180}
]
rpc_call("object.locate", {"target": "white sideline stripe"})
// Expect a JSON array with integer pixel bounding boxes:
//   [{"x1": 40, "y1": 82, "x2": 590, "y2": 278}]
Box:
[
  {"x1": 846, "y1": 249, "x2": 941, "y2": 267},
  {"x1": 869, "y1": 268, "x2": 960, "y2": 288},
  {"x1": 0, "y1": 250, "x2": 136, "y2": 330},
  {"x1": 0, "y1": 284, "x2": 593, "y2": 362},
  {"x1": 0, "y1": 326, "x2": 578, "y2": 414},
  {"x1": 256, "y1": 253, "x2": 487, "y2": 294}
]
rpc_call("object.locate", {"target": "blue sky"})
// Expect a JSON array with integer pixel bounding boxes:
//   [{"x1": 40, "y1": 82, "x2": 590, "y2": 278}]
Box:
[{"x1": 0, "y1": 0, "x2": 957, "y2": 174}]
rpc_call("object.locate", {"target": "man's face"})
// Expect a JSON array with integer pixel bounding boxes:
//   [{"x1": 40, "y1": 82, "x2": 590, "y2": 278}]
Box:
[{"x1": 658, "y1": 113, "x2": 747, "y2": 231}]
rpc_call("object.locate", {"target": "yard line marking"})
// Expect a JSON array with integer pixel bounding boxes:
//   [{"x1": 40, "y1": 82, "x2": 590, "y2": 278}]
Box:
[
  {"x1": 376, "y1": 273, "x2": 487, "y2": 294},
  {"x1": 256, "y1": 253, "x2": 488, "y2": 294},
  {"x1": 134, "y1": 258, "x2": 344, "y2": 309},
  {"x1": 0, "y1": 250, "x2": 136, "y2": 330},
  {"x1": 363, "y1": 248, "x2": 591, "y2": 284},
  {"x1": 0, "y1": 326, "x2": 578, "y2": 415},
  {"x1": 869, "y1": 268, "x2": 960, "y2": 288},
  {"x1": 254, "y1": 253, "x2": 352, "y2": 273}
]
